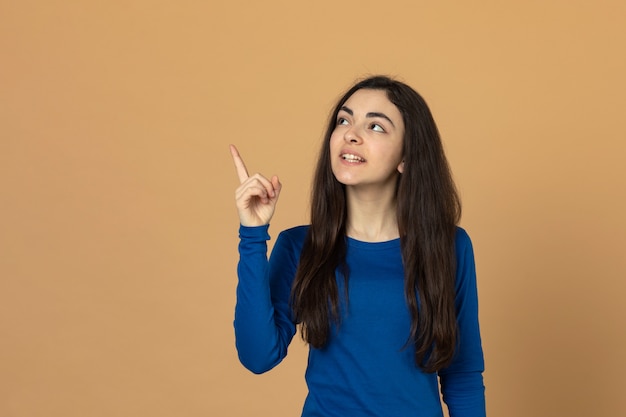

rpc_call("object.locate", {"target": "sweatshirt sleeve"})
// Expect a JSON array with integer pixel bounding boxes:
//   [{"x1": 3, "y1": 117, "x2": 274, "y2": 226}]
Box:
[
  {"x1": 438, "y1": 228, "x2": 486, "y2": 417},
  {"x1": 233, "y1": 225, "x2": 298, "y2": 374}
]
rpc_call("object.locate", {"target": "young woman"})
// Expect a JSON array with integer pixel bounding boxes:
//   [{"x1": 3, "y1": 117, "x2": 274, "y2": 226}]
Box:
[{"x1": 230, "y1": 76, "x2": 485, "y2": 417}]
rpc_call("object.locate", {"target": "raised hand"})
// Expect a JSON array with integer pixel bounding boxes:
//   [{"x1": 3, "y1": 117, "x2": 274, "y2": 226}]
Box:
[{"x1": 230, "y1": 145, "x2": 282, "y2": 227}]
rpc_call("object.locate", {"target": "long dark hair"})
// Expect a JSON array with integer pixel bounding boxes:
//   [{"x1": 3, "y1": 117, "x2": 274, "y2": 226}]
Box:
[{"x1": 290, "y1": 75, "x2": 461, "y2": 373}]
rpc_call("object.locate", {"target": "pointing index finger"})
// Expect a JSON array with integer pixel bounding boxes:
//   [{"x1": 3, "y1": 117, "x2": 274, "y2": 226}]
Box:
[{"x1": 229, "y1": 144, "x2": 249, "y2": 183}]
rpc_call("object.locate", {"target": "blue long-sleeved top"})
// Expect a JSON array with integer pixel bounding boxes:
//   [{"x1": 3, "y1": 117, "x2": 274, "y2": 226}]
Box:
[{"x1": 234, "y1": 224, "x2": 485, "y2": 417}]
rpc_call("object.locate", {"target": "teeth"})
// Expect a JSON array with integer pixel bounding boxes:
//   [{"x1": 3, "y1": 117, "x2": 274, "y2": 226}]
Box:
[{"x1": 342, "y1": 154, "x2": 365, "y2": 162}]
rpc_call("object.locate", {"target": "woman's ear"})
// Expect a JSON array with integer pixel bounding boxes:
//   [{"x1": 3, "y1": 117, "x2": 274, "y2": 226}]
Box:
[{"x1": 397, "y1": 159, "x2": 405, "y2": 174}]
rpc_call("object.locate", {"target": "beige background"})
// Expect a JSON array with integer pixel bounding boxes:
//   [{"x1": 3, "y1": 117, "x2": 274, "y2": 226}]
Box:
[{"x1": 1, "y1": 1, "x2": 625, "y2": 416}]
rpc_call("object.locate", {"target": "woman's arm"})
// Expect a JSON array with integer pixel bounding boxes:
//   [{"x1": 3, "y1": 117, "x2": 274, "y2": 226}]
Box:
[
  {"x1": 234, "y1": 225, "x2": 297, "y2": 373},
  {"x1": 230, "y1": 145, "x2": 296, "y2": 373},
  {"x1": 438, "y1": 228, "x2": 486, "y2": 417}
]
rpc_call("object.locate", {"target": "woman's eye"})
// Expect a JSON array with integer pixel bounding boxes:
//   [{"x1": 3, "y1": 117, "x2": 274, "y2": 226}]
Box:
[
  {"x1": 371, "y1": 123, "x2": 385, "y2": 132},
  {"x1": 337, "y1": 118, "x2": 349, "y2": 125}
]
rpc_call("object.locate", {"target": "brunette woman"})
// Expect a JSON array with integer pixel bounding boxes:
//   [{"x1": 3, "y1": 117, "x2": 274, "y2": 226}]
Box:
[{"x1": 231, "y1": 75, "x2": 485, "y2": 417}]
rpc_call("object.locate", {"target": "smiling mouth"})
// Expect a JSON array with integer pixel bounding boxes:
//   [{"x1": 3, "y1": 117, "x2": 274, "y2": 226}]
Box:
[{"x1": 341, "y1": 153, "x2": 366, "y2": 162}]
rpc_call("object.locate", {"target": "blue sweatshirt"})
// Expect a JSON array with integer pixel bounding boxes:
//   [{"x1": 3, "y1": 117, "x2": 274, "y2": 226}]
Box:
[{"x1": 234, "y1": 225, "x2": 485, "y2": 417}]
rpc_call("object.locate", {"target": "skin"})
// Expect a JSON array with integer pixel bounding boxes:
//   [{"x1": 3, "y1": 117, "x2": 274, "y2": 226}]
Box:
[
  {"x1": 330, "y1": 89, "x2": 405, "y2": 190},
  {"x1": 230, "y1": 144, "x2": 281, "y2": 227},
  {"x1": 329, "y1": 89, "x2": 405, "y2": 241},
  {"x1": 231, "y1": 89, "x2": 405, "y2": 242}
]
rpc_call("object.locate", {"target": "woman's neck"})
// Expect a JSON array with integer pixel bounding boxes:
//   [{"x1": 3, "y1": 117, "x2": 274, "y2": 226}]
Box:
[{"x1": 345, "y1": 186, "x2": 399, "y2": 242}]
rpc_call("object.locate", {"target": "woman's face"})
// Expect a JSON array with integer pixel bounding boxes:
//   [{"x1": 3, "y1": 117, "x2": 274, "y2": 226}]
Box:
[{"x1": 330, "y1": 88, "x2": 405, "y2": 190}]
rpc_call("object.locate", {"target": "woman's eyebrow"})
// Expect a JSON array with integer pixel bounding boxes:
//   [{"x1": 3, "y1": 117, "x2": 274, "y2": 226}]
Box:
[
  {"x1": 340, "y1": 106, "x2": 354, "y2": 116},
  {"x1": 366, "y1": 112, "x2": 395, "y2": 127},
  {"x1": 339, "y1": 106, "x2": 395, "y2": 128}
]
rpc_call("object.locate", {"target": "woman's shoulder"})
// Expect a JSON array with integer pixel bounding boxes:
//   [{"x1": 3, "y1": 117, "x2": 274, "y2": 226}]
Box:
[
  {"x1": 271, "y1": 225, "x2": 310, "y2": 259},
  {"x1": 279, "y1": 224, "x2": 309, "y2": 237},
  {"x1": 276, "y1": 225, "x2": 310, "y2": 245},
  {"x1": 455, "y1": 226, "x2": 469, "y2": 238},
  {"x1": 454, "y1": 226, "x2": 474, "y2": 251}
]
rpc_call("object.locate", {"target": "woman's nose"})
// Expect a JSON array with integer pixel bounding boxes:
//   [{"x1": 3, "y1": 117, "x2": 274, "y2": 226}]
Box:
[{"x1": 344, "y1": 126, "x2": 362, "y2": 144}]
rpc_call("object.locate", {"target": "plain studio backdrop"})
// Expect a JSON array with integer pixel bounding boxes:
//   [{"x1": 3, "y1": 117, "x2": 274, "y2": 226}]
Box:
[{"x1": 1, "y1": 1, "x2": 625, "y2": 416}]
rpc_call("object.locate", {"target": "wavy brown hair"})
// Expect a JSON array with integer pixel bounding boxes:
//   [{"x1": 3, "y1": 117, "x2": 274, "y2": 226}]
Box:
[{"x1": 290, "y1": 75, "x2": 461, "y2": 373}]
